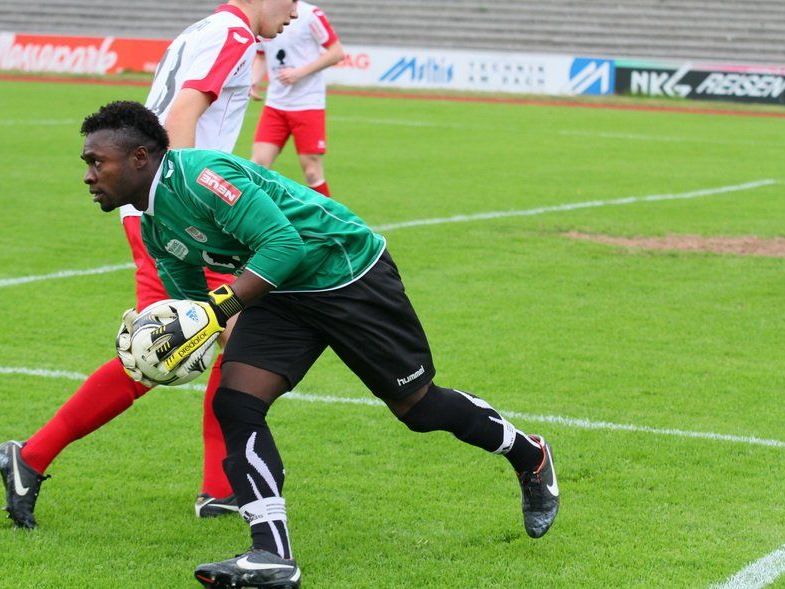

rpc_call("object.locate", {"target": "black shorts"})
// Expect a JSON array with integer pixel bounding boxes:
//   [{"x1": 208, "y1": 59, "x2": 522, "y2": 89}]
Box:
[{"x1": 223, "y1": 250, "x2": 436, "y2": 400}]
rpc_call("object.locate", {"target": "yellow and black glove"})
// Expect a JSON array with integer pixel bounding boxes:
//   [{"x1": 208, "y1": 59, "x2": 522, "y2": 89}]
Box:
[
  {"x1": 207, "y1": 284, "x2": 246, "y2": 327},
  {"x1": 141, "y1": 285, "x2": 245, "y2": 374}
]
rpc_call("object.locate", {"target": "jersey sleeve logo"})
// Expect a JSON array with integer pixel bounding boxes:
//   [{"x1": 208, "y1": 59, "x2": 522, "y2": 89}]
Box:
[
  {"x1": 197, "y1": 168, "x2": 243, "y2": 205},
  {"x1": 233, "y1": 31, "x2": 251, "y2": 44}
]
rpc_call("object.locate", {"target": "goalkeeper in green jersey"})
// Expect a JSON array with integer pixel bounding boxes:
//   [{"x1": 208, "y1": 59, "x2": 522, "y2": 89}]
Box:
[{"x1": 79, "y1": 101, "x2": 560, "y2": 589}]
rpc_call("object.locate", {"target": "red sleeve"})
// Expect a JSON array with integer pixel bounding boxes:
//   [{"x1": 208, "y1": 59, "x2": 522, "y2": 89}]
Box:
[
  {"x1": 310, "y1": 8, "x2": 339, "y2": 48},
  {"x1": 182, "y1": 27, "x2": 253, "y2": 102}
]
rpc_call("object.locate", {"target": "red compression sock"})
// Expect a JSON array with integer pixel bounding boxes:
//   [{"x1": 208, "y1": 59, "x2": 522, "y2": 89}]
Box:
[
  {"x1": 310, "y1": 180, "x2": 331, "y2": 197},
  {"x1": 21, "y1": 359, "x2": 150, "y2": 474},
  {"x1": 201, "y1": 355, "x2": 233, "y2": 498}
]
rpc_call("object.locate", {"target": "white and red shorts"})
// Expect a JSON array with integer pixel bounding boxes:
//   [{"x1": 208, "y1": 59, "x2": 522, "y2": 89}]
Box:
[
  {"x1": 254, "y1": 106, "x2": 326, "y2": 155},
  {"x1": 123, "y1": 216, "x2": 234, "y2": 311}
]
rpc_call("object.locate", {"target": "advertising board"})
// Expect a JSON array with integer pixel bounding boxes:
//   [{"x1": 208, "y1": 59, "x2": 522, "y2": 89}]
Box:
[
  {"x1": 327, "y1": 46, "x2": 616, "y2": 96},
  {"x1": 615, "y1": 59, "x2": 785, "y2": 104},
  {"x1": 0, "y1": 32, "x2": 168, "y2": 75}
]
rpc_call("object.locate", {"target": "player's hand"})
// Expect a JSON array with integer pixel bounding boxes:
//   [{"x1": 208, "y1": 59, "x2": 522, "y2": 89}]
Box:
[
  {"x1": 115, "y1": 307, "x2": 154, "y2": 387},
  {"x1": 250, "y1": 84, "x2": 264, "y2": 101},
  {"x1": 139, "y1": 300, "x2": 224, "y2": 374},
  {"x1": 139, "y1": 285, "x2": 244, "y2": 373},
  {"x1": 276, "y1": 67, "x2": 304, "y2": 86}
]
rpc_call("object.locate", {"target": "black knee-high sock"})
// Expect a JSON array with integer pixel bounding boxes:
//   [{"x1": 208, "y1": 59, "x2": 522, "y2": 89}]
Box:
[
  {"x1": 399, "y1": 384, "x2": 544, "y2": 473},
  {"x1": 213, "y1": 387, "x2": 292, "y2": 558}
]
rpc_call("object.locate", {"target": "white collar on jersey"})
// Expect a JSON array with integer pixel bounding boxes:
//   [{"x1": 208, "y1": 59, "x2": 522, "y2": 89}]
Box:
[{"x1": 145, "y1": 157, "x2": 165, "y2": 216}]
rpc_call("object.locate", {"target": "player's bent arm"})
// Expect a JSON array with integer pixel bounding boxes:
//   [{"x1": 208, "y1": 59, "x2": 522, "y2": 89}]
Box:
[
  {"x1": 147, "y1": 272, "x2": 269, "y2": 372},
  {"x1": 202, "y1": 272, "x2": 273, "y2": 343},
  {"x1": 202, "y1": 175, "x2": 308, "y2": 285},
  {"x1": 164, "y1": 88, "x2": 213, "y2": 148},
  {"x1": 226, "y1": 270, "x2": 276, "y2": 308},
  {"x1": 136, "y1": 272, "x2": 272, "y2": 375},
  {"x1": 278, "y1": 41, "x2": 344, "y2": 84},
  {"x1": 320, "y1": 41, "x2": 345, "y2": 71},
  {"x1": 306, "y1": 40, "x2": 344, "y2": 76},
  {"x1": 251, "y1": 53, "x2": 267, "y2": 101}
]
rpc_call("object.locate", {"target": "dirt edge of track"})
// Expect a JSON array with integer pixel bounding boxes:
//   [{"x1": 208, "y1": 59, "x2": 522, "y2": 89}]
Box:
[{"x1": 565, "y1": 232, "x2": 785, "y2": 257}]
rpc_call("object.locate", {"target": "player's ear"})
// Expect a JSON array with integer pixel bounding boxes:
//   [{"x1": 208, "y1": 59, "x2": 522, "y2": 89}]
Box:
[{"x1": 131, "y1": 145, "x2": 150, "y2": 169}]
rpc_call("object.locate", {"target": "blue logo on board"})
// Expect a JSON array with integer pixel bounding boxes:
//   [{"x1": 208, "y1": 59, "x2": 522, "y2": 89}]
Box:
[
  {"x1": 568, "y1": 58, "x2": 615, "y2": 95},
  {"x1": 380, "y1": 57, "x2": 454, "y2": 84}
]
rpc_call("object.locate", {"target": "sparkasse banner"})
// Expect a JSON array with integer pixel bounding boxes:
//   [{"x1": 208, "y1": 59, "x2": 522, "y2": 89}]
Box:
[
  {"x1": 615, "y1": 59, "x2": 785, "y2": 105},
  {"x1": 0, "y1": 32, "x2": 168, "y2": 74}
]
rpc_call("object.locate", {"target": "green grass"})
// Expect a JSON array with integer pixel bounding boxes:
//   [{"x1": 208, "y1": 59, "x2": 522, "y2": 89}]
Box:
[{"x1": 2, "y1": 79, "x2": 785, "y2": 588}]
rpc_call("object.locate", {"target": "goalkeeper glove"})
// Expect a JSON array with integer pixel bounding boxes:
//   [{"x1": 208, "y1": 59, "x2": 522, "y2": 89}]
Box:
[
  {"x1": 207, "y1": 284, "x2": 246, "y2": 327},
  {"x1": 145, "y1": 285, "x2": 244, "y2": 373},
  {"x1": 115, "y1": 307, "x2": 155, "y2": 387}
]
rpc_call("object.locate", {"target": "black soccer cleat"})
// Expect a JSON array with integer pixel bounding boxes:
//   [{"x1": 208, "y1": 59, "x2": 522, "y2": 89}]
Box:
[
  {"x1": 518, "y1": 436, "x2": 560, "y2": 539},
  {"x1": 195, "y1": 493, "x2": 240, "y2": 518},
  {"x1": 0, "y1": 441, "x2": 49, "y2": 529},
  {"x1": 195, "y1": 549, "x2": 301, "y2": 588}
]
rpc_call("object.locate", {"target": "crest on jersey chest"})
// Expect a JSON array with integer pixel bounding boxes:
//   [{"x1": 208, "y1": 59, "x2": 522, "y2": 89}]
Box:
[
  {"x1": 165, "y1": 239, "x2": 189, "y2": 260},
  {"x1": 185, "y1": 226, "x2": 208, "y2": 243}
]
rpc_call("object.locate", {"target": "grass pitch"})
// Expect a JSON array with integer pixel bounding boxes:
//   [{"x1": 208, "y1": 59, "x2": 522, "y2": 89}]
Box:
[{"x1": 1, "y1": 78, "x2": 785, "y2": 588}]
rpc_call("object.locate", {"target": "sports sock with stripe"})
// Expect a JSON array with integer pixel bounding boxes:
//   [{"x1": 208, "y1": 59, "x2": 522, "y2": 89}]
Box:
[
  {"x1": 399, "y1": 383, "x2": 543, "y2": 473},
  {"x1": 213, "y1": 387, "x2": 292, "y2": 559}
]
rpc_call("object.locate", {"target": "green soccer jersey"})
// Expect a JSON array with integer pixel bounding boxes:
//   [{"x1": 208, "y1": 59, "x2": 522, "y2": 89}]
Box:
[{"x1": 140, "y1": 149, "x2": 386, "y2": 300}]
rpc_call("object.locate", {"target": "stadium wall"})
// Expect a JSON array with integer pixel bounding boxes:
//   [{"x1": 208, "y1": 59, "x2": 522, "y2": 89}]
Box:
[{"x1": 2, "y1": 32, "x2": 785, "y2": 105}]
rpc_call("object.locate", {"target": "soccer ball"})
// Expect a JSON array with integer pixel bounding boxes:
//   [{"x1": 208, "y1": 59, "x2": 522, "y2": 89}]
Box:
[{"x1": 129, "y1": 299, "x2": 217, "y2": 386}]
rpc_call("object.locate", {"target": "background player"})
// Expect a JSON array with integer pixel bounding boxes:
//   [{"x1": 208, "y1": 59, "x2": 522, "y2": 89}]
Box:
[
  {"x1": 79, "y1": 101, "x2": 560, "y2": 589},
  {"x1": 0, "y1": 0, "x2": 299, "y2": 529},
  {"x1": 250, "y1": 0, "x2": 344, "y2": 197}
]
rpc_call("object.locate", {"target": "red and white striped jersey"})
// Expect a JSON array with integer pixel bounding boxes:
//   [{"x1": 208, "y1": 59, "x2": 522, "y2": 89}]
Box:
[
  {"x1": 258, "y1": 1, "x2": 339, "y2": 111},
  {"x1": 122, "y1": 4, "x2": 257, "y2": 220},
  {"x1": 146, "y1": 4, "x2": 256, "y2": 151}
]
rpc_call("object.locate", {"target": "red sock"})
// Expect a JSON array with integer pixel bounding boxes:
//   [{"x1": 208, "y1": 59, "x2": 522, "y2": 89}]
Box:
[
  {"x1": 310, "y1": 180, "x2": 331, "y2": 197},
  {"x1": 21, "y1": 359, "x2": 150, "y2": 474},
  {"x1": 201, "y1": 355, "x2": 233, "y2": 498}
]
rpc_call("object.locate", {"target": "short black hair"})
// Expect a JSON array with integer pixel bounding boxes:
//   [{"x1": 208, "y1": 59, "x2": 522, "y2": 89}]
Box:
[{"x1": 81, "y1": 100, "x2": 169, "y2": 154}]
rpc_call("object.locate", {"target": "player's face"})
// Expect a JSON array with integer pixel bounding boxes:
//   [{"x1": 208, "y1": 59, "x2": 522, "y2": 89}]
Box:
[
  {"x1": 81, "y1": 130, "x2": 144, "y2": 212},
  {"x1": 257, "y1": 0, "x2": 298, "y2": 39}
]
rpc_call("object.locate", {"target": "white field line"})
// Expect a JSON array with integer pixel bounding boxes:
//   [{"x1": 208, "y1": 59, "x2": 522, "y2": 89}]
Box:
[
  {"x1": 4, "y1": 365, "x2": 785, "y2": 589},
  {"x1": 558, "y1": 130, "x2": 776, "y2": 147},
  {"x1": 0, "y1": 179, "x2": 777, "y2": 290},
  {"x1": 711, "y1": 545, "x2": 785, "y2": 589},
  {"x1": 373, "y1": 179, "x2": 777, "y2": 232},
  {"x1": 0, "y1": 263, "x2": 134, "y2": 289},
  {"x1": 2, "y1": 365, "x2": 785, "y2": 450}
]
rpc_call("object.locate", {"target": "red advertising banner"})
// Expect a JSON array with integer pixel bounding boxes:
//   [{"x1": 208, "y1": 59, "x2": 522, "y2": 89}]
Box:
[{"x1": 0, "y1": 32, "x2": 169, "y2": 74}]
